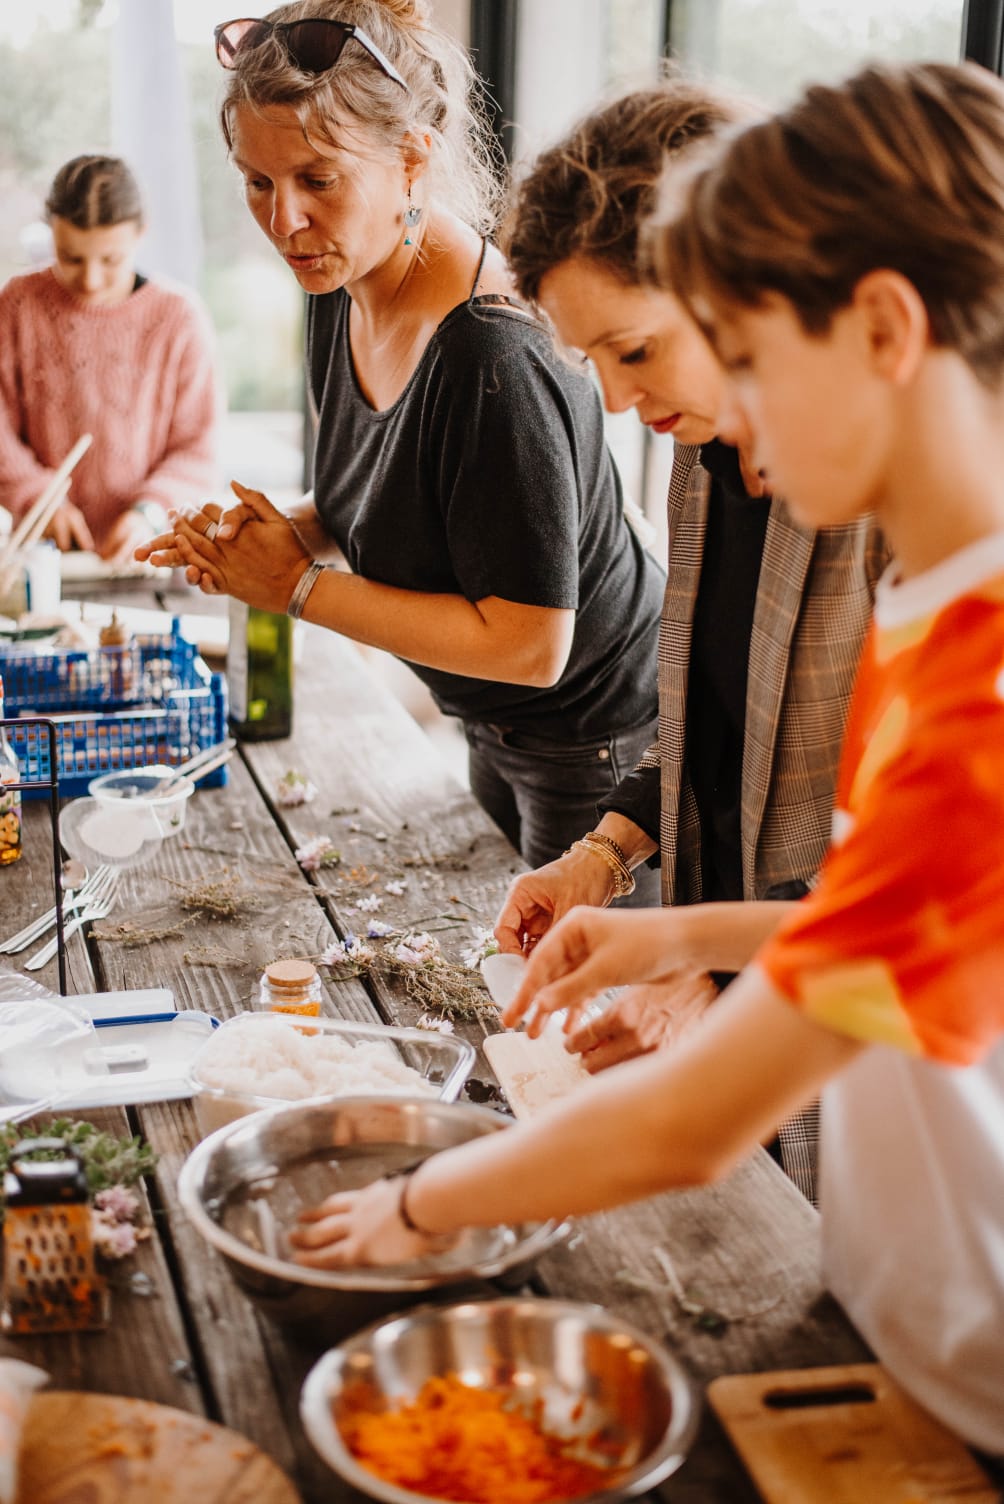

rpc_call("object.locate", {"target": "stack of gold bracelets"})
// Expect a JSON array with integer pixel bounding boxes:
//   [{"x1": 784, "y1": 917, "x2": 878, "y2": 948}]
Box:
[{"x1": 566, "y1": 830, "x2": 636, "y2": 898}]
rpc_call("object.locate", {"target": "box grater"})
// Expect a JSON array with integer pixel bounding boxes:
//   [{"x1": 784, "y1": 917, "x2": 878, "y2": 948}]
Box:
[{"x1": 1, "y1": 1137, "x2": 109, "y2": 1334}]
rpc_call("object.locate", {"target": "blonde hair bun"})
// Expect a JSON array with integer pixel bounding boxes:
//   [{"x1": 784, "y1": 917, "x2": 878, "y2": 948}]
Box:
[{"x1": 376, "y1": 0, "x2": 433, "y2": 29}]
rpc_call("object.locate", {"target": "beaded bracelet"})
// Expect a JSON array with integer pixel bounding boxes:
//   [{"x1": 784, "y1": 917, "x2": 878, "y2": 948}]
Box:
[
  {"x1": 567, "y1": 832, "x2": 636, "y2": 898},
  {"x1": 286, "y1": 560, "x2": 326, "y2": 619}
]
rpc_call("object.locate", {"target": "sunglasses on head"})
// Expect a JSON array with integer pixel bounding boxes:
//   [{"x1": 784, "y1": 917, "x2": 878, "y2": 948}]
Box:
[{"x1": 214, "y1": 16, "x2": 409, "y2": 91}]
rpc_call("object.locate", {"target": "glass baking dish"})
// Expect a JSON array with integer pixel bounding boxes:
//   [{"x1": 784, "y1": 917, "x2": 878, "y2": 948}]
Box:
[{"x1": 189, "y1": 1012, "x2": 476, "y2": 1137}]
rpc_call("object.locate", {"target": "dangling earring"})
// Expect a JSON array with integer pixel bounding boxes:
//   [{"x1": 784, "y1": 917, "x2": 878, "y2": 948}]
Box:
[{"x1": 404, "y1": 184, "x2": 422, "y2": 246}]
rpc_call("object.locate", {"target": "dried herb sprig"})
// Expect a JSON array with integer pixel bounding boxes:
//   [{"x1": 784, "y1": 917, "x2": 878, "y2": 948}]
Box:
[{"x1": 322, "y1": 932, "x2": 497, "y2": 1023}]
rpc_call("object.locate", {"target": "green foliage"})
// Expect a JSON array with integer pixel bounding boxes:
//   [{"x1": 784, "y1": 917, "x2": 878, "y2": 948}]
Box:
[{"x1": 0, "y1": 1117, "x2": 157, "y2": 1224}]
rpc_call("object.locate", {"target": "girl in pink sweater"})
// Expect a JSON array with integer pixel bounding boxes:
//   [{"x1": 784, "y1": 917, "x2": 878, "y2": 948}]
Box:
[{"x1": 0, "y1": 155, "x2": 218, "y2": 565}]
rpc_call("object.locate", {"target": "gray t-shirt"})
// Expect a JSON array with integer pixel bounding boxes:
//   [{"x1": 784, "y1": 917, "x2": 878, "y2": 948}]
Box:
[{"x1": 306, "y1": 286, "x2": 664, "y2": 738}]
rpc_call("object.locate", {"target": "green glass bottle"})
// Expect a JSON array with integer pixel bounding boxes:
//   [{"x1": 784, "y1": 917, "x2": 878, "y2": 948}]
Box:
[{"x1": 227, "y1": 601, "x2": 293, "y2": 741}]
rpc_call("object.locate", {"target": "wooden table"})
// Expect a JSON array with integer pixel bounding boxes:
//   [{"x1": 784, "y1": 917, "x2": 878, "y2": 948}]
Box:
[{"x1": 1, "y1": 607, "x2": 871, "y2": 1502}]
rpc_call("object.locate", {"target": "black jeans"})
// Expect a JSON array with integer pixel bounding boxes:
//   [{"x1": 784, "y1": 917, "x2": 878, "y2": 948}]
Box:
[{"x1": 464, "y1": 716, "x2": 661, "y2": 908}]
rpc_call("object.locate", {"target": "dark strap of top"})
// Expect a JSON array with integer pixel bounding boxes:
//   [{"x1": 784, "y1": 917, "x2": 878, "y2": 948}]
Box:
[
  {"x1": 467, "y1": 237, "x2": 535, "y2": 320},
  {"x1": 468, "y1": 236, "x2": 490, "y2": 300}
]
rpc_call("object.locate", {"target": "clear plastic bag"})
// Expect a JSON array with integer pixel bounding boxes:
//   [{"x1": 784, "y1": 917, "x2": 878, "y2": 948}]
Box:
[{"x1": 0, "y1": 967, "x2": 93, "y2": 1123}]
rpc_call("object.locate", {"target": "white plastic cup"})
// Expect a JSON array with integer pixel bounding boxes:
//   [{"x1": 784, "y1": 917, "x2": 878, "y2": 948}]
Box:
[{"x1": 23, "y1": 542, "x2": 61, "y2": 616}]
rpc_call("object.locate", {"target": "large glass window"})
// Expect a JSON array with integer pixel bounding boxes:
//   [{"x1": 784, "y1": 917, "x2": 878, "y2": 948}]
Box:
[
  {"x1": 0, "y1": 0, "x2": 304, "y2": 499},
  {"x1": 668, "y1": 0, "x2": 964, "y2": 102}
]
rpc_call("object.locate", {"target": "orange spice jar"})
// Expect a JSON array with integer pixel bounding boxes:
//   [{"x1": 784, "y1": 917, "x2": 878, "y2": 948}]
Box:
[{"x1": 259, "y1": 958, "x2": 323, "y2": 1017}]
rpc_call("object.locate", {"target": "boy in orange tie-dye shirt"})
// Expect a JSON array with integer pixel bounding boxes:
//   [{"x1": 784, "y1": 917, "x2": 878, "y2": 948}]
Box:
[{"x1": 287, "y1": 63, "x2": 1004, "y2": 1456}]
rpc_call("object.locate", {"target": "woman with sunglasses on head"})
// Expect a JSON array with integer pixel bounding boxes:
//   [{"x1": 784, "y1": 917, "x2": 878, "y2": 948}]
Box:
[
  {"x1": 0, "y1": 154, "x2": 218, "y2": 565},
  {"x1": 491, "y1": 83, "x2": 885, "y2": 1197},
  {"x1": 139, "y1": 0, "x2": 664, "y2": 879}
]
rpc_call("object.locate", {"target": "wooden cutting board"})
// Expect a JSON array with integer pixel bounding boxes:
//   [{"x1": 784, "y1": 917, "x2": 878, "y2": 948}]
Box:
[
  {"x1": 483, "y1": 1028, "x2": 592, "y2": 1118},
  {"x1": 708, "y1": 1363, "x2": 998, "y2": 1504},
  {"x1": 16, "y1": 1392, "x2": 302, "y2": 1503}
]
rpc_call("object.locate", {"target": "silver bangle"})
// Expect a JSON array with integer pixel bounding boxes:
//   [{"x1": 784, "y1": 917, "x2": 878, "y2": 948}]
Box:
[{"x1": 287, "y1": 560, "x2": 326, "y2": 619}]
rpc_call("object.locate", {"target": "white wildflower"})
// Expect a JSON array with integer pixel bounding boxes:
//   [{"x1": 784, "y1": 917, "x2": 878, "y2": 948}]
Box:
[
  {"x1": 392, "y1": 931, "x2": 441, "y2": 966},
  {"x1": 384, "y1": 879, "x2": 407, "y2": 896},
  {"x1": 415, "y1": 1013, "x2": 456, "y2": 1035},
  {"x1": 461, "y1": 926, "x2": 500, "y2": 969},
  {"x1": 295, "y1": 835, "x2": 341, "y2": 871},
  {"x1": 356, "y1": 893, "x2": 383, "y2": 913},
  {"x1": 276, "y1": 769, "x2": 317, "y2": 807},
  {"x1": 366, "y1": 920, "x2": 394, "y2": 938},
  {"x1": 320, "y1": 935, "x2": 374, "y2": 967}
]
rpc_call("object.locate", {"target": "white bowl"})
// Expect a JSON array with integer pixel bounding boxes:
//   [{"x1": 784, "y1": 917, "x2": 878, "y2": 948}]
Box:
[{"x1": 88, "y1": 764, "x2": 194, "y2": 837}]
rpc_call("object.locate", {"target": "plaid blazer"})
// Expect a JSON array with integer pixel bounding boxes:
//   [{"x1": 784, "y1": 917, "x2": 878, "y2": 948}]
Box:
[{"x1": 643, "y1": 445, "x2": 888, "y2": 905}]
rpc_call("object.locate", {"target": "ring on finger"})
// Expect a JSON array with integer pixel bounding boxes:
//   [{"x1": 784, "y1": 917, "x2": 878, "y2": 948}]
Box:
[{"x1": 204, "y1": 519, "x2": 220, "y2": 542}]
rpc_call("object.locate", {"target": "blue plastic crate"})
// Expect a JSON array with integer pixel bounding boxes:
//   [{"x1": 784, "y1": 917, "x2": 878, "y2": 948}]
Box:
[
  {"x1": 0, "y1": 626, "x2": 200, "y2": 713},
  {"x1": 1, "y1": 619, "x2": 228, "y2": 799}
]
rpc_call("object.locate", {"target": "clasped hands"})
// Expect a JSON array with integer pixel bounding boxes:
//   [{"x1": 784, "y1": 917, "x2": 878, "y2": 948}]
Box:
[{"x1": 134, "y1": 479, "x2": 311, "y2": 612}]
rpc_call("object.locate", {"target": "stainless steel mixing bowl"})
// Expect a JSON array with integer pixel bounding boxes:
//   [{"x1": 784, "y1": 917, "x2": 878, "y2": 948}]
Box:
[
  {"x1": 177, "y1": 1097, "x2": 568, "y2": 1334},
  {"x1": 300, "y1": 1294, "x2": 698, "y2": 1503}
]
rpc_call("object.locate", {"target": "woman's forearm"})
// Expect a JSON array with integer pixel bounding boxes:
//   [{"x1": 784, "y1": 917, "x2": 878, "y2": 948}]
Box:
[
  {"x1": 407, "y1": 972, "x2": 858, "y2": 1232},
  {"x1": 669, "y1": 900, "x2": 798, "y2": 974},
  {"x1": 301, "y1": 567, "x2": 575, "y2": 687},
  {"x1": 595, "y1": 812, "x2": 658, "y2": 867}
]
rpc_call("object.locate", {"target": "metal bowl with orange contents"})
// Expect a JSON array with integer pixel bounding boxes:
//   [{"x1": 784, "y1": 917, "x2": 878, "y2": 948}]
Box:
[{"x1": 300, "y1": 1295, "x2": 698, "y2": 1504}]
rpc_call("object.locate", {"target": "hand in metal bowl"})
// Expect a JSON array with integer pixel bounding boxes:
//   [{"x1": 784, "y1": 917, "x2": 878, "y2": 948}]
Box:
[{"x1": 290, "y1": 1169, "x2": 455, "y2": 1270}]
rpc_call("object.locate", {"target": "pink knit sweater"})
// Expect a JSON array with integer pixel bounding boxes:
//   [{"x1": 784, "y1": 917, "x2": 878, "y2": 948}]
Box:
[{"x1": 0, "y1": 268, "x2": 219, "y2": 546}]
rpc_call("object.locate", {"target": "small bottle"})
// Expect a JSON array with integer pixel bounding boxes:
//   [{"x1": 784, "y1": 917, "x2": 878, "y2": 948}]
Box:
[
  {"x1": 259, "y1": 958, "x2": 322, "y2": 1016},
  {"x1": 0, "y1": 674, "x2": 23, "y2": 866},
  {"x1": 98, "y1": 610, "x2": 135, "y2": 701},
  {"x1": 227, "y1": 601, "x2": 293, "y2": 741}
]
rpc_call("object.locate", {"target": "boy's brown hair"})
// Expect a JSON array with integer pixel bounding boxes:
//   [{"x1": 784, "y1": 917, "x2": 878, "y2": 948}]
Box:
[
  {"x1": 502, "y1": 78, "x2": 745, "y2": 305},
  {"x1": 654, "y1": 62, "x2": 1004, "y2": 387}
]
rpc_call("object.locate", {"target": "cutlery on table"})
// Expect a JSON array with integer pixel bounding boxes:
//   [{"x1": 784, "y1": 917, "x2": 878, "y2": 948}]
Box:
[
  {"x1": 24, "y1": 870, "x2": 118, "y2": 972},
  {"x1": 0, "y1": 863, "x2": 112, "y2": 955}
]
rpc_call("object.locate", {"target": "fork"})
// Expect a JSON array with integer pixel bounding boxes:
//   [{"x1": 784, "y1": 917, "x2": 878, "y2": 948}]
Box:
[
  {"x1": 0, "y1": 865, "x2": 112, "y2": 955},
  {"x1": 24, "y1": 871, "x2": 119, "y2": 971}
]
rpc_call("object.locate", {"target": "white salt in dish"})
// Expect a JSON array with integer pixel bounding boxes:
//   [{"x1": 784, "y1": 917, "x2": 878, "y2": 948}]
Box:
[{"x1": 190, "y1": 1013, "x2": 475, "y2": 1137}]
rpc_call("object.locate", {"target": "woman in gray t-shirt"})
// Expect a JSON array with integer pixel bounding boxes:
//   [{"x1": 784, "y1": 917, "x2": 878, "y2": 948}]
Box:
[{"x1": 141, "y1": 0, "x2": 663, "y2": 880}]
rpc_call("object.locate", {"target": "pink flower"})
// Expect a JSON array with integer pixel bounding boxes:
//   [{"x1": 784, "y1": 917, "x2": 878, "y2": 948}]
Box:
[
  {"x1": 295, "y1": 835, "x2": 341, "y2": 871},
  {"x1": 94, "y1": 1185, "x2": 140, "y2": 1222},
  {"x1": 91, "y1": 1210, "x2": 138, "y2": 1260}
]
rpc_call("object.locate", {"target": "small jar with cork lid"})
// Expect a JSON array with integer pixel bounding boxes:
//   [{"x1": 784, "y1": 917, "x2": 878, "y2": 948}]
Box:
[{"x1": 259, "y1": 958, "x2": 322, "y2": 1016}]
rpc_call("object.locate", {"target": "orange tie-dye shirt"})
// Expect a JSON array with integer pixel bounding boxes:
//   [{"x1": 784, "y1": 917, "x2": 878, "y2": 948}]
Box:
[{"x1": 759, "y1": 553, "x2": 1004, "y2": 1066}]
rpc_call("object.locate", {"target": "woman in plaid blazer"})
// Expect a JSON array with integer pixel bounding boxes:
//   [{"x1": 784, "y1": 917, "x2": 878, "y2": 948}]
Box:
[{"x1": 494, "y1": 81, "x2": 887, "y2": 1200}]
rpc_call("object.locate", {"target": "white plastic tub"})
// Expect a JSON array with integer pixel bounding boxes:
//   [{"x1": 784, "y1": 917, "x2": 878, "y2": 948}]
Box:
[{"x1": 190, "y1": 1013, "x2": 476, "y2": 1136}]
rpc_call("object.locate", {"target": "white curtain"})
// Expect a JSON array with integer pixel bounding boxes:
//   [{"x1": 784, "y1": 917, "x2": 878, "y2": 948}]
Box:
[{"x1": 111, "y1": 0, "x2": 202, "y2": 288}]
